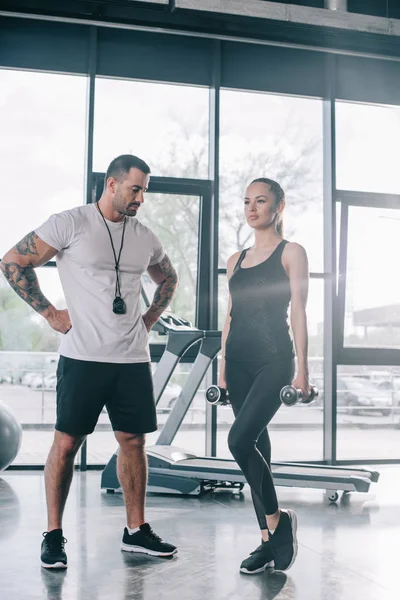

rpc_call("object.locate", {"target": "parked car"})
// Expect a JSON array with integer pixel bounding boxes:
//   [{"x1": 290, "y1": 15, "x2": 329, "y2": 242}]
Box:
[
  {"x1": 21, "y1": 372, "x2": 40, "y2": 386},
  {"x1": 313, "y1": 375, "x2": 393, "y2": 416},
  {"x1": 376, "y1": 378, "x2": 400, "y2": 414}
]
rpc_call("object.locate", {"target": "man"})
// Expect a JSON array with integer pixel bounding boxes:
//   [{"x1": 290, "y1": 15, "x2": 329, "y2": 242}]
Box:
[{"x1": 0, "y1": 154, "x2": 179, "y2": 569}]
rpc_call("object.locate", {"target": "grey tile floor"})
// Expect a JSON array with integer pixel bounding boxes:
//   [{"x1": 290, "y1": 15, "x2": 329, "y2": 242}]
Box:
[{"x1": 0, "y1": 468, "x2": 399, "y2": 600}]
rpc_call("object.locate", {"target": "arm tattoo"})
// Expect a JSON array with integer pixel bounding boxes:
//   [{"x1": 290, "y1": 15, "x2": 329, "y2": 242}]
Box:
[
  {"x1": 15, "y1": 232, "x2": 40, "y2": 257},
  {"x1": 0, "y1": 262, "x2": 51, "y2": 314},
  {"x1": 151, "y1": 255, "x2": 178, "y2": 314}
]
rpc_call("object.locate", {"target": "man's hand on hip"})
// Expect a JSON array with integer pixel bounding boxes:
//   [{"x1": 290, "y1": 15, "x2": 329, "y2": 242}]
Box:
[{"x1": 43, "y1": 307, "x2": 72, "y2": 334}]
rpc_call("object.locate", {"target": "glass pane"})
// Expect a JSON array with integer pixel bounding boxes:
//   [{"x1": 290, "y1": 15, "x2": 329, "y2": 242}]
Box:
[
  {"x1": 93, "y1": 78, "x2": 209, "y2": 178},
  {"x1": 344, "y1": 206, "x2": 400, "y2": 348},
  {"x1": 337, "y1": 365, "x2": 400, "y2": 460},
  {"x1": 0, "y1": 69, "x2": 87, "y2": 257},
  {"x1": 0, "y1": 267, "x2": 66, "y2": 465},
  {"x1": 217, "y1": 278, "x2": 324, "y2": 461},
  {"x1": 219, "y1": 90, "x2": 323, "y2": 272},
  {"x1": 336, "y1": 101, "x2": 400, "y2": 194},
  {"x1": 138, "y1": 193, "x2": 200, "y2": 325}
]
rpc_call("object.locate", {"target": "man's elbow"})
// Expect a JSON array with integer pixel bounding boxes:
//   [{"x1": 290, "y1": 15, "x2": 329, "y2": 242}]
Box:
[
  {"x1": 1, "y1": 250, "x2": 25, "y2": 267},
  {"x1": 0, "y1": 252, "x2": 13, "y2": 273}
]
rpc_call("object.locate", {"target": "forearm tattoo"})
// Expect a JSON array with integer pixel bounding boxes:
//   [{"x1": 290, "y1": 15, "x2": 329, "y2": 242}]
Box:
[
  {"x1": 0, "y1": 232, "x2": 51, "y2": 313},
  {"x1": 1, "y1": 262, "x2": 51, "y2": 313},
  {"x1": 151, "y1": 255, "x2": 178, "y2": 314}
]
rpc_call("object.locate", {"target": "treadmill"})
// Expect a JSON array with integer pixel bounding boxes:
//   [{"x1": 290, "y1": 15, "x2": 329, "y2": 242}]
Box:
[
  {"x1": 147, "y1": 333, "x2": 379, "y2": 502},
  {"x1": 101, "y1": 282, "x2": 379, "y2": 503}
]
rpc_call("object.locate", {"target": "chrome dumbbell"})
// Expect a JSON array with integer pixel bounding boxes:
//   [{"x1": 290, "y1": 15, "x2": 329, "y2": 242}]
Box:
[
  {"x1": 205, "y1": 385, "x2": 230, "y2": 406},
  {"x1": 280, "y1": 385, "x2": 319, "y2": 407}
]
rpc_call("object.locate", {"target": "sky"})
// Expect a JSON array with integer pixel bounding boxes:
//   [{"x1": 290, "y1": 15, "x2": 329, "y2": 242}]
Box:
[{"x1": 1, "y1": 68, "x2": 400, "y2": 340}]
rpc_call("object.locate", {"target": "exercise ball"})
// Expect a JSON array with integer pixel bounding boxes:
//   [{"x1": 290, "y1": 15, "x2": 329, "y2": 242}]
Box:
[{"x1": 0, "y1": 402, "x2": 22, "y2": 470}]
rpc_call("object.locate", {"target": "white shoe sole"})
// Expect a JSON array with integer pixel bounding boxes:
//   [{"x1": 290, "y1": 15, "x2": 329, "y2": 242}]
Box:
[
  {"x1": 275, "y1": 508, "x2": 298, "y2": 572},
  {"x1": 240, "y1": 560, "x2": 274, "y2": 575},
  {"x1": 121, "y1": 543, "x2": 177, "y2": 557},
  {"x1": 41, "y1": 561, "x2": 68, "y2": 569}
]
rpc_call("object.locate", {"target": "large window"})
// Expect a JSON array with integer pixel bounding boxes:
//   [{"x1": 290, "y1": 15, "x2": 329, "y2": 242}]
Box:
[
  {"x1": 219, "y1": 90, "x2": 324, "y2": 272},
  {"x1": 336, "y1": 101, "x2": 400, "y2": 194},
  {"x1": 0, "y1": 69, "x2": 87, "y2": 465},
  {"x1": 93, "y1": 79, "x2": 209, "y2": 178}
]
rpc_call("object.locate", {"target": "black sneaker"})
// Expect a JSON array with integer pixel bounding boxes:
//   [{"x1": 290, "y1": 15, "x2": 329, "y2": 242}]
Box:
[
  {"x1": 240, "y1": 540, "x2": 274, "y2": 574},
  {"x1": 268, "y1": 509, "x2": 298, "y2": 571},
  {"x1": 121, "y1": 523, "x2": 177, "y2": 557},
  {"x1": 41, "y1": 529, "x2": 68, "y2": 569}
]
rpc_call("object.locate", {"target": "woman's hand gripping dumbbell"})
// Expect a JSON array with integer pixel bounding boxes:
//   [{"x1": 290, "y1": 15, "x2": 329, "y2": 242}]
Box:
[
  {"x1": 280, "y1": 384, "x2": 319, "y2": 406},
  {"x1": 205, "y1": 385, "x2": 231, "y2": 406}
]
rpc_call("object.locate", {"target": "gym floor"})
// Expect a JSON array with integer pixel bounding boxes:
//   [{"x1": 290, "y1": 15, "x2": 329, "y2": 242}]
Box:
[{"x1": 0, "y1": 468, "x2": 398, "y2": 600}]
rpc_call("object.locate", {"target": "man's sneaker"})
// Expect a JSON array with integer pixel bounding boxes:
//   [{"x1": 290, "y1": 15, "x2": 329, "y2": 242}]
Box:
[
  {"x1": 240, "y1": 540, "x2": 274, "y2": 574},
  {"x1": 121, "y1": 523, "x2": 177, "y2": 557},
  {"x1": 41, "y1": 529, "x2": 68, "y2": 569},
  {"x1": 268, "y1": 509, "x2": 298, "y2": 571}
]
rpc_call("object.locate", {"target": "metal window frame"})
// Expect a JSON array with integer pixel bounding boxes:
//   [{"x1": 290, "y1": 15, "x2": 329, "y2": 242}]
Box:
[
  {"x1": 205, "y1": 40, "x2": 221, "y2": 458},
  {"x1": 322, "y1": 55, "x2": 337, "y2": 464}
]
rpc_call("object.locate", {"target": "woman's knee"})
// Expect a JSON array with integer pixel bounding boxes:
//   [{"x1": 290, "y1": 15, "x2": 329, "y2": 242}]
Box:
[{"x1": 228, "y1": 427, "x2": 254, "y2": 459}]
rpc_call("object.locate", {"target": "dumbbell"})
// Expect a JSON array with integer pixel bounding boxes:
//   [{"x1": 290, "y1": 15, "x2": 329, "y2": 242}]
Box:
[
  {"x1": 280, "y1": 385, "x2": 318, "y2": 407},
  {"x1": 205, "y1": 385, "x2": 230, "y2": 406}
]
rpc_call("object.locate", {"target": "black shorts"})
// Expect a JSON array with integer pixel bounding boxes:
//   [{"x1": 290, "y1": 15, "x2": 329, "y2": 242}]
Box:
[{"x1": 55, "y1": 356, "x2": 157, "y2": 436}]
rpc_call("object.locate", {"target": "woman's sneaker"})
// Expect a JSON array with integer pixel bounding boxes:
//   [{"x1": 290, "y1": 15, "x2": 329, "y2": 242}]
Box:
[
  {"x1": 121, "y1": 523, "x2": 177, "y2": 557},
  {"x1": 240, "y1": 540, "x2": 274, "y2": 574},
  {"x1": 268, "y1": 509, "x2": 298, "y2": 571},
  {"x1": 41, "y1": 529, "x2": 68, "y2": 569}
]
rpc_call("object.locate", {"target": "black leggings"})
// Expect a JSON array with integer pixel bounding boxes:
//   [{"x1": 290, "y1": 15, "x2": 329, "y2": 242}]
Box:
[{"x1": 226, "y1": 358, "x2": 295, "y2": 530}]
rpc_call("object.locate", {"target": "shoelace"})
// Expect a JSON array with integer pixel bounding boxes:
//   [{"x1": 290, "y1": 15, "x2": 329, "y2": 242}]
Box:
[
  {"x1": 42, "y1": 532, "x2": 68, "y2": 550},
  {"x1": 145, "y1": 527, "x2": 162, "y2": 543}
]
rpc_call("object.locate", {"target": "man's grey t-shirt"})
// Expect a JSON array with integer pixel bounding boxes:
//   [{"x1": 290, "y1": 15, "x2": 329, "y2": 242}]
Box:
[{"x1": 35, "y1": 203, "x2": 164, "y2": 363}]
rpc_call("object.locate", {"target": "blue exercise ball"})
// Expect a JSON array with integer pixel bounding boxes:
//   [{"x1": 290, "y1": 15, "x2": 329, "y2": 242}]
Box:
[{"x1": 0, "y1": 402, "x2": 22, "y2": 471}]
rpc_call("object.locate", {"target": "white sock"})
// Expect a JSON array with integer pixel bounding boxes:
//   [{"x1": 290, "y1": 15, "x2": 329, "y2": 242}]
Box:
[{"x1": 127, "y1": 526, "x2": 140, "y2": 535}]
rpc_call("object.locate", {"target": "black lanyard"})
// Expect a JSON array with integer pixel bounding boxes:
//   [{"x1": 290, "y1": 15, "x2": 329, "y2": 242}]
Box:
[{"x1": 97, "y1": 202, "x2": 127, "y2": 314}]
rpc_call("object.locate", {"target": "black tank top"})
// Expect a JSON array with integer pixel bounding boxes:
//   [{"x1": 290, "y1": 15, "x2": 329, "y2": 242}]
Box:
[{"x1": 225, "y1": 240, "x2": 294, "y2": 363}]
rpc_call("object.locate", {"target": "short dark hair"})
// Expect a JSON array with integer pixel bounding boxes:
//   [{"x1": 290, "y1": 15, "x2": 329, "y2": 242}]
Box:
[{"x1": 105, "y1": 154, "x2": 151, "y2": 184}]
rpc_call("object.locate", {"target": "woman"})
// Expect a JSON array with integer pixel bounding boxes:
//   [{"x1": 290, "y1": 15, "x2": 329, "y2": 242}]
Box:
[{"x1": 219, "y1": 177, "x2": 310, "y2": 574}]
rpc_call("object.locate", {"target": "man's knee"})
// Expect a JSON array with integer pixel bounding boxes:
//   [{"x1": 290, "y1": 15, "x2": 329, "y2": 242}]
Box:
[
  {"x1": 52, "y1": 431, "x2": 85, "y2": 457},
  {"x1": 115, "y1": 431, "x2": 146, "y2": 450}
]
